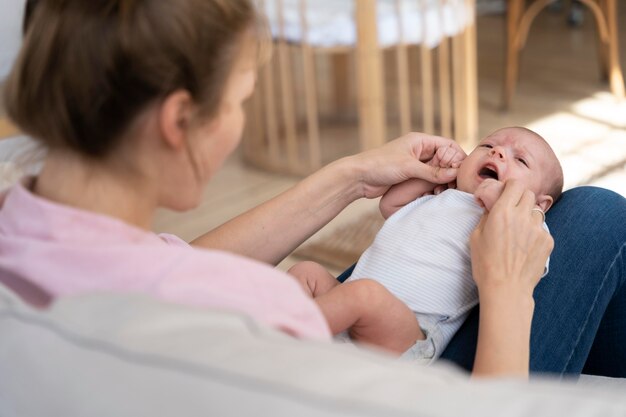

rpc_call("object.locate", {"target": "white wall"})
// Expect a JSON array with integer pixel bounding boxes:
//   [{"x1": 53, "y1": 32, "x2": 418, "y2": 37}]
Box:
[
  {"x1": 0, "y1": 0, "x2": 38, "y2": 186},
  {"x1": 0, "y1": 0, "x2": 26, "y2": 81}
]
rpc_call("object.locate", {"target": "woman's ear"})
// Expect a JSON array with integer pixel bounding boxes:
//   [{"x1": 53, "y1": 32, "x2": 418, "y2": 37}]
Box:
[
  {"x1": 158, "y1": 90, "x2": 194, "y2": 150},
  {"x1": 537, "y1": 194, "x2": 554, "y2": 213}
]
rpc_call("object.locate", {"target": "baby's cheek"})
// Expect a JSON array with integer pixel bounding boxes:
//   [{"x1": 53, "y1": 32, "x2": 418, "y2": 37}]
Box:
[{"x1": 455, "y1": 166, "x2": 474, "y2": 194}]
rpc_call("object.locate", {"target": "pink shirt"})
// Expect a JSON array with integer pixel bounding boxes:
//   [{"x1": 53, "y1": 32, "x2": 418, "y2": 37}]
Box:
[{"x1": 0, "y1": 180, "x2": 331, "y2": 340}]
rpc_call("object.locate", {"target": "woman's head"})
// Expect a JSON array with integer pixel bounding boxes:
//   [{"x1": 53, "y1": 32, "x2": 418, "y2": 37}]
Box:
[{"x1": 4, "y1": 0, "x2": 264, "y2": 159}]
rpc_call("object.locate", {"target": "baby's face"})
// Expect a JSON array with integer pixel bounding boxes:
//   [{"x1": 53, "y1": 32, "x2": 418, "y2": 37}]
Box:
[{"x1": 456, "y1": 128, "x2": 558, "y2": 200}]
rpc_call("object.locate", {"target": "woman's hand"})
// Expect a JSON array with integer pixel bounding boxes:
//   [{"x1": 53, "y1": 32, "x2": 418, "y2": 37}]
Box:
[
  {"x1": 378, "y1": 140, "x2": 466, "y2": 218},
  {"x1": 471, "y1": 179, "x2": 553, "y2": 296},
  {"x1": 470, "y1": 179, "x2": 554, "y2": 378},
  {"x1": 474, "y1": 178, "x2": 504, "y2": 212},
  {"x1": 348, "y1": 132, "x2": 466, "y2": 199},
  {"x1": 194, "y1": 132, "x2": 465, "y2": 266}
]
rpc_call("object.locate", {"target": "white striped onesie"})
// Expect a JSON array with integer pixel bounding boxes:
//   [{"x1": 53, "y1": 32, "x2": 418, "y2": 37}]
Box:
[{"x1": 348, "y1": 189, "x2": 549, "y2": 362}]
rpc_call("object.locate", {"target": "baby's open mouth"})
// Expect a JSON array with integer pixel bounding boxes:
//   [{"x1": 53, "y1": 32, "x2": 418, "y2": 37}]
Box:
[{"x1": 478, "y1": 166, "x2": 498, "y2": 181}]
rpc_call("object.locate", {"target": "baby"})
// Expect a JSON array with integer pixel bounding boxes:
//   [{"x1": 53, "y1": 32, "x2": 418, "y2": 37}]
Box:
[{"x1": 289, "y1": 127, "x2": 564, "y2": 362}]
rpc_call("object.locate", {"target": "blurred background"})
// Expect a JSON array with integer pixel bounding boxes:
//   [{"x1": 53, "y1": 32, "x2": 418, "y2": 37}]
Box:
[{"x1": 1, "y1": 0, "x2": 625, "y2": 273}]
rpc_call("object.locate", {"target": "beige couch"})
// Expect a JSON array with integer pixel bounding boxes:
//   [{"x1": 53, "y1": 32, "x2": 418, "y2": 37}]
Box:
[{"x1": 1, "y1": 282, "x2": 625, "y2": 417}]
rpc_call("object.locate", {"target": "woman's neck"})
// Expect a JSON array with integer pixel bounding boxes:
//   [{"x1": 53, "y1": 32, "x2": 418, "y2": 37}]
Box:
[{"x1": 33, "y1": 151, "x2": 157, "y2": 230}]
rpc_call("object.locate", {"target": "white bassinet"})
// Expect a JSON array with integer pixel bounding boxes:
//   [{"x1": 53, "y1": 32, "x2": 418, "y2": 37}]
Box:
[
  {"x1": 264, "y1": 0, "x2": 472, "y2": 49},
  {"x1": 243, "y1": 0, "x2": 478, "y2": 175}
]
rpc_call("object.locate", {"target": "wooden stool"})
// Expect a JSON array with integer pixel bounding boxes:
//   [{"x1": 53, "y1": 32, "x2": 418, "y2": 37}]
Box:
[{"x1": 503, "y1": 0, "x2": 625, "y2": 109}]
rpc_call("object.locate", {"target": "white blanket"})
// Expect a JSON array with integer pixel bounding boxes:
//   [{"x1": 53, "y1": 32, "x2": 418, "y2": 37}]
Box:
[{"x1": 262, "y1": 0, "x2": 473, "y2": 49}]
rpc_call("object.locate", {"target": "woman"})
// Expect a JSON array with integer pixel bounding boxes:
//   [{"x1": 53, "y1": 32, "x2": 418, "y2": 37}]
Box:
[{"x1": 0, "y1": 0, "x2": 624, "y2": 380}]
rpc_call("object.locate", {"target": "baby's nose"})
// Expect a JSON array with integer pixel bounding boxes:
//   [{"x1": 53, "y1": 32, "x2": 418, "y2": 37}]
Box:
[{"x1": 489, "y1": 146, "x2": 506, "y2": 160}]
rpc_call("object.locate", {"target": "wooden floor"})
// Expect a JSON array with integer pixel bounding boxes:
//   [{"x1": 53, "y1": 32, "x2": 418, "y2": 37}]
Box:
[{"x1": 153, "y1": 7, "x2": 626, "y2": 272}]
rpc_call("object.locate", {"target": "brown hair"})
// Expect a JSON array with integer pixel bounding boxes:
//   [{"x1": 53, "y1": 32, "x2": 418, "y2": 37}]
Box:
[{"x1": 4, "y1": 0, "x2": 267, "y2": 158}]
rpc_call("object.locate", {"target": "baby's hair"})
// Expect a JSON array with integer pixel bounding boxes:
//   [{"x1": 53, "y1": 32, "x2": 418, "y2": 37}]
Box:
[{"x1": 4, "y1": 0, "x2": 268, "y2": 158}]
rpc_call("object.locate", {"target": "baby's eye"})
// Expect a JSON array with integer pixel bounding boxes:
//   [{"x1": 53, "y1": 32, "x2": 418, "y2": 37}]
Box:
[
  {"x1": 517, "y1": 157, "x2": 529, "y2": 167},
  {"x1": 480, "y1": 144, "x2": 493, "y2": 149}
]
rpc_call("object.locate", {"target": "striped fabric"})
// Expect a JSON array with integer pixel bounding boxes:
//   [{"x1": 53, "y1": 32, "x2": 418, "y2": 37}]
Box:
[{"x1": 349, "y1": 189, "x2": 549, "y2": 357}]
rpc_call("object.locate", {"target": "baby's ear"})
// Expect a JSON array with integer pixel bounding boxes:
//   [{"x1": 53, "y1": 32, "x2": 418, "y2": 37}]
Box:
[{"x1": 536, "y1": 194, "x2": 554, "y2": 213}]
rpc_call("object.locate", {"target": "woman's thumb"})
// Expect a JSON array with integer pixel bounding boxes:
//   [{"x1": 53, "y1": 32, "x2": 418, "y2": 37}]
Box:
[{"x1": 413, "y1": 163, "x2": 458, "y2": 184}]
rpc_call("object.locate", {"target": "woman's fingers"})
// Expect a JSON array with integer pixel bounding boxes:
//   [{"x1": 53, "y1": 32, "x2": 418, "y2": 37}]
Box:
[
  {"x1": 531, "y1": 208, "x2": 546, "y2": 224},
  {"x1": 490, "y1": 179, "x2": 526, "y2": 211},
  {"x1": 388, "y1": 134, "x2": 463, "y2": 185},
  {"x1": 474, "y1": 179, "x2": 504, "y2": 212},
  {"x1": 401, "y1": 133, "x2": 466, "y2": 187},
  {"x1": 516, "y1": 188, "x2": 537, "y2": 211},
  {"x1": 411, "y1": 163, "x2": 459, "y2": 185},
  {"x1": 354, "y1": 132, "x2": 466, "y2": 199},
  {"x1": 470, "y1": 180, "x2": 553, "y2": 297}
]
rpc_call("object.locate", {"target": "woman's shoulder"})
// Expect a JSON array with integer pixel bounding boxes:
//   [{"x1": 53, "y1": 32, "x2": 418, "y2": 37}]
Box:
[
  {"x1": 0, "y1": 181, "x2": 330, "y2": 340},
  {"x1": 154, "y1": 245, "x2": 331, "y2": 339}
]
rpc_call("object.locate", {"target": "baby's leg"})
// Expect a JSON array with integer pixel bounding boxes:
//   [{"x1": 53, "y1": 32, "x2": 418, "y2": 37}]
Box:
[
  {"x1": 288, "y1": 261, "x2": 339, "y2": 297},
  {"x1": 289, "y1": 262, "x2": 424, "y2": 355},
  {"x1": 316, "y1": 279, "x2": 425, "y2": 355}
]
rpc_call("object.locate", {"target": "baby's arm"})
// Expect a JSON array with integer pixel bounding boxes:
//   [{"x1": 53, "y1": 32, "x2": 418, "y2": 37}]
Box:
[
  {"x1": 379, "y1": 144, "x2": 465, "y2": 219},
  {"x1": 379, "y1": 179, "x2": 436, "y2": 219}
]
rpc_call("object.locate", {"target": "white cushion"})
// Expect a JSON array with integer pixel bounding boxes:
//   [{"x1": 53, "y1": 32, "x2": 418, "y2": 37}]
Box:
[{"x1": 0, "y1": 284, "x2": 625, "y2": 417}]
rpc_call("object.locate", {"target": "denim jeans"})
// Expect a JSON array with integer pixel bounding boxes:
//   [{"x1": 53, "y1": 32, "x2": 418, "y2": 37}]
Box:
[
  {"x1": 442, "y1": 186, "x2": 626, "y2": 376},
  {"x1": 338, "y1": 186, "x2": 626, "y2": 376}
]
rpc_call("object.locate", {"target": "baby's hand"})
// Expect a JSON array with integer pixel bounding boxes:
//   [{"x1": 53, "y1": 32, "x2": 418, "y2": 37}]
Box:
[
  {"x1": 380, "y1": 142, "x2": 465, "y2": 218},
  {"x1": 426, "y1": 143, "x2": 465, "y2": 194},
  {"x1": 474, "y1": 178, "x2": 505, "y2": 212},
  {"x1": 428, "y1": 143, "x2": 465, "y2": 169}
]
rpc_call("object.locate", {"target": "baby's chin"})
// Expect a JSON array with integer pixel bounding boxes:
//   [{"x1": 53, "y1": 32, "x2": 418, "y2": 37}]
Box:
[{"x1": 456, "y1": 176, "x2": 496, "y2": 195}]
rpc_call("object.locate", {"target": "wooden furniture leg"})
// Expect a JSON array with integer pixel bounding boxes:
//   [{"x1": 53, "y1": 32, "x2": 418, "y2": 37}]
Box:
[
  {"x1": 504, "y1": 0, "x2": 625, "y2": 109},
  {"x1": 394, "y1": 0, "x2": 411, "y2": 135},
  {"x1": 464, "y1": 0, "x2": 479, "y2": 146},
  {"x1": 595, "y1": 0, "x2": 610, "y2": 81},
  {"x1": 453, "y1": 0, "x2": 478, "y2": 146},
  {"x1": 503, "y1": 0, "x2": 525, "y2": 110},
  {"x1": 603, "y1": 0, "x2": 625, "y2": 98},
  {"x1": 331, "y1": 54, "x2": 351, "y2": 117},
  {"x1": 276, "y1": 0, "x2": 299, "y2": 171},
  {"x1": 299, "y1": 0, "x2": 322, "y2": 170},
  {"x1": 356, "y1": 0, "x2": 386, "y2": 150}
]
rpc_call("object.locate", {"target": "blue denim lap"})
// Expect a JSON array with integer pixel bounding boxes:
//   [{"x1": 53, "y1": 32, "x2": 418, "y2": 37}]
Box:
[
  {"x1": 338, "y1": 186, "x2": 626, "y2": 376},
  {"x1": 440, "y1": 186, "x2": 626, "y2": 376}
]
